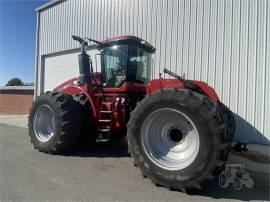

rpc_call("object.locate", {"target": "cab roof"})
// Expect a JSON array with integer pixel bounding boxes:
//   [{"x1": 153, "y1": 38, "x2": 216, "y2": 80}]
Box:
[{"x1": 97, "y1": 35, "x2": 156, "y2": 53}]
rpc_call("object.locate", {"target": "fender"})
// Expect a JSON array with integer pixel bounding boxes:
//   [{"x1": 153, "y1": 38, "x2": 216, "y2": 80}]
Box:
[
  {"x1": 147, "y1": 79, "x2": 220, "y2": 103},
  {"x1": 54, "y1": 79, "x2": 98, "y2": 119},
  {"x1": 147, "y1": 79, "x2": 185, "y2": 95},
  {"x1": 192, "y1": 80, "x2": 220, "y2": 103}
]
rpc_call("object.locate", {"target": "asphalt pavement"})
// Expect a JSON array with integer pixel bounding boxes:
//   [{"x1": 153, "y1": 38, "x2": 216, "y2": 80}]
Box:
[{"x1": 0, "y1": 115, "x2": 269, "y2": 201}]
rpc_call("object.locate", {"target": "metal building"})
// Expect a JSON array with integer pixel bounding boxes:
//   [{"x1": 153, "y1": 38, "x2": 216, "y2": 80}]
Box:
[{"x1": 35, "y1": 0, "x2": 269, "y2": 145}]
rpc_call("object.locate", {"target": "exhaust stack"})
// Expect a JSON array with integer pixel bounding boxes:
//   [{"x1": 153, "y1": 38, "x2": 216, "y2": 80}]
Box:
[
  {"x1": 78, "y1": 51, "x2": 91, "y2": 84},
  {"x1": 72, "y1": 35, "x2": 95, "y2": 84}
]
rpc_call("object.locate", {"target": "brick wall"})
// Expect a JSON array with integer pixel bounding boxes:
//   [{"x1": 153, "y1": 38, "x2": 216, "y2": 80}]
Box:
[{"x1": 0, "y1": 90, "x2": 34, "y2": 115}]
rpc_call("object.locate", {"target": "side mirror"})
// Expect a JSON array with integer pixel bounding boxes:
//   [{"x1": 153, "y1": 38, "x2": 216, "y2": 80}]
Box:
[{"x1": 72, "y1": 35, "x2": 86, "y2": 45}]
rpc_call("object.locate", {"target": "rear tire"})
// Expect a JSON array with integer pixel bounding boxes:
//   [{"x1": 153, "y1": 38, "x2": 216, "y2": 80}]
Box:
[
  {"x1": 218, "y1": 102, "x2": 236, "y2": 139},
  {"x1": 28, "y1": 91, "x2": 81, "y2": 154},
  {"x1": 127, "y1": 89, "x2": 231, "y2": 191}
]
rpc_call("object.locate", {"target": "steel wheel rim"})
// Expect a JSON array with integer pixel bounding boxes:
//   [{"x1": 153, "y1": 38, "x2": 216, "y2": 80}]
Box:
[
  {"x1": 141, "y1": 108, "x2": 200, "y2": 170},
  {"x1": 33, "y1": 104, "x2": 55, "y2": 142}
]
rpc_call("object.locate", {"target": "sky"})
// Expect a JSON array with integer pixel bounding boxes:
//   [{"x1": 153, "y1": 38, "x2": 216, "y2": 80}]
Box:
[{"x1": 0, "y1": 0, "x2": 48, "y2": 86}]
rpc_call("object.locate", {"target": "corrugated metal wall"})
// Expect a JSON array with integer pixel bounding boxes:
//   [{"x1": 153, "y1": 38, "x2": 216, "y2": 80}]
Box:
[{"x1": 37, "y1": 0, "x2": 270, "y2": 144}]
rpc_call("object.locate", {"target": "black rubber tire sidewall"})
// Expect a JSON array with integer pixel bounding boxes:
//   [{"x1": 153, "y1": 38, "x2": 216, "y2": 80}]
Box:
[
  {"x1": 28, "y1": 92, "x2": 80, "y2": 153},
  {"x1": 29, "y1": 96, "x2": 61, "y2": 150},
  {"x1": 74, "y1": 93, "x2": 97, "y2": 143},
  {"x1": 130, "y1": 101, "x2": 218, "y2": 186},
  {"x1": 128, "y1": 89, "x2": 228, "y2": 189}
]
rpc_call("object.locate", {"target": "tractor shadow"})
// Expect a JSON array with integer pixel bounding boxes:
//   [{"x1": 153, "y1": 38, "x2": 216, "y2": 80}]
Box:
[
  {"x1": 62, "y1": 142, "x2": 269, "y2": 201},
  {"x1": 62, "y1": 141, "x2": 129, "y2": 158},
  {"x1": 233, "y1": 113, "x2": 270, "y2": 145},
  {"x1": 189, "y1": 114, "x2": 270, "y2": 201},
  {"x1": 188, "y1": 171, "x2": 269, "y2": 201}
]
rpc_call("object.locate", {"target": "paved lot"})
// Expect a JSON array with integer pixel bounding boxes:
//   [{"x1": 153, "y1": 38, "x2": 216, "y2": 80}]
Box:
[{"x1": 0, "y1": 116, "x2": 269, "y2": 201}]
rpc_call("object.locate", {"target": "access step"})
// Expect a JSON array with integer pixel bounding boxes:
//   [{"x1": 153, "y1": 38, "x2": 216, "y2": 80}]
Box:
[
  {"x1": 100, "y1": 110, "x2": 112, "y2": 113},
  {"x1": 98, "y1": 128, "x2": 110, "y2": 132},
  {"x1": 99, "y1": 119, "x2": 111, "y2": 122}
]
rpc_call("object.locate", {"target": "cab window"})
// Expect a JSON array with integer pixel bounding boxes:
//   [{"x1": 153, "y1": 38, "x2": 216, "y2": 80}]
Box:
[
  {"x1": 101, "y1": 45, "x2": 128, "y2": 87},
  {"x1": 127, "y1": 45, "x2": 151, "y2": 84}
]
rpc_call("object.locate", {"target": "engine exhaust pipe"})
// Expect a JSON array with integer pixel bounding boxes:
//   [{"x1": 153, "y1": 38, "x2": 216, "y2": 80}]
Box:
[
  {"x1": 78, "y1": 51, "x2": 91, "y2": 84},
  {"x1": 72, "y1": 35, "x2": 96, "y2": 84}
]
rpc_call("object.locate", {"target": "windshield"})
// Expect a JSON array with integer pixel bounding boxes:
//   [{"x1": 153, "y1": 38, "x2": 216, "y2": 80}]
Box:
[
  {"x1": 101, "y1": 44, "x2": 151, "y2": 87},
  {"x1": 101, "y1": 45, "x2": 128, "y2": 87}
]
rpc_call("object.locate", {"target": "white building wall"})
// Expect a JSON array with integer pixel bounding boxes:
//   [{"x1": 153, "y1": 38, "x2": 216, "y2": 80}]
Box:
[{"x1": 36, "y1": 0, "x2": 270, "y2": 145}]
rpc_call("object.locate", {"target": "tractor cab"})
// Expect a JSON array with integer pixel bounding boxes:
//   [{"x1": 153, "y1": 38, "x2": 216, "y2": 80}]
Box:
[
  {"x1": 97, "y1": 36, "x2": 155, "y2": 88},
  {"x1": 92, "y1": 37, "x2": 156, "y2": 133},
  {"x1": 70, "y1": 35, "x2": 155, "y2": 90}
]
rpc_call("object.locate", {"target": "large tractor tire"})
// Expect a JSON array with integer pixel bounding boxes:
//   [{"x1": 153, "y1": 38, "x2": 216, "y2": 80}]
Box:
[
  {"x1": 127, "y1": 89, "x2": 231, "y2": 191},
  {"x1": 218, "y1": 102, "x2": 236, "y2": 139},
  {"x1": 73, "y1": 93, "x2": 97, "y2": 143},
  {"x1": 28, "y1": 91, "x2": 81, "y2": 154}
]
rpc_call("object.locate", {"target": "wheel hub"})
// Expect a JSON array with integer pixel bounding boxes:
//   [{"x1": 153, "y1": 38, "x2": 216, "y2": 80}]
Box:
[
  {"x1": 141, "y1": 108, "x2": 200, "y2": 170},
  {"x1": 168, "y1": 128, "x2": 184, "y2": 143}
]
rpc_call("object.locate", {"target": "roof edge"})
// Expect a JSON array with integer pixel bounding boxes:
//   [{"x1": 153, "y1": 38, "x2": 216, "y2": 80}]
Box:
[
  {"x1": 0, "y1": 86, "x2": 34, "y2": 91},
  {"x1": 35, "y1": 0, "x2": 65, "y2": 12}
]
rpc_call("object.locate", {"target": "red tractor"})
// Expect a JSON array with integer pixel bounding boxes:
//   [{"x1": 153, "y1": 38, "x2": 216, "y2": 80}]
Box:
[{"x1": 28, "y1": 35, "x2": 235, "y2": 191}]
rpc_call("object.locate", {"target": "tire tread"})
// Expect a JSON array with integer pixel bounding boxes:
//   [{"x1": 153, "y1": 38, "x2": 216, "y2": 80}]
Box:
[{"x1": 127, "y1": 88, "x2": 232, "y2": 191}]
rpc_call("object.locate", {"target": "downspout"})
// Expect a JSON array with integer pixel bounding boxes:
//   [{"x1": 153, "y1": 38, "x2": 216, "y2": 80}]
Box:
[{"x1": 34, "y1": 11, "x2": 40, "y2": 99}]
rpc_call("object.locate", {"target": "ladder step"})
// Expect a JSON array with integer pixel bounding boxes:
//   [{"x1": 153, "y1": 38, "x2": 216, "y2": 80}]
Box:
[
  {"x1": 99, "y1": 119, "x2": 111, "y2": 122},
  {"x1": 98, "y1": 128, "x2": 110, "y2": 132},
  {"x1": 102, "y1": 102, "x2": 112, "y2": 104},
  {"x1": 101, "y1": 110, "x2": 112, "y2": 113}
]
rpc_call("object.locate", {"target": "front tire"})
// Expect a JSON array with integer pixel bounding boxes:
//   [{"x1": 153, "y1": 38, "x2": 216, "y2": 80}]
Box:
[
  {"x1": 244, "y1": 177, "x2": 254, "y2": 189},
  {"x1": 233, "y1": 179, "x2": 243, "y2": 190},
  {"x1": 28, "y1": 91, "x2": 81, "y2": 154},
  {"x1": 73, "y1": 93, "x2": 97, "y2": 143},
  {"x1": 127, "y1": 89, "x2": 231, "y2": 191}
]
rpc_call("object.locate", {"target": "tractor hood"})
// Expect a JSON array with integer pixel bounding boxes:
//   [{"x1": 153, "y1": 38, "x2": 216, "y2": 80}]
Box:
[{"x1": 53, "y1": 72, "x2": 102, "y2": 92}]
